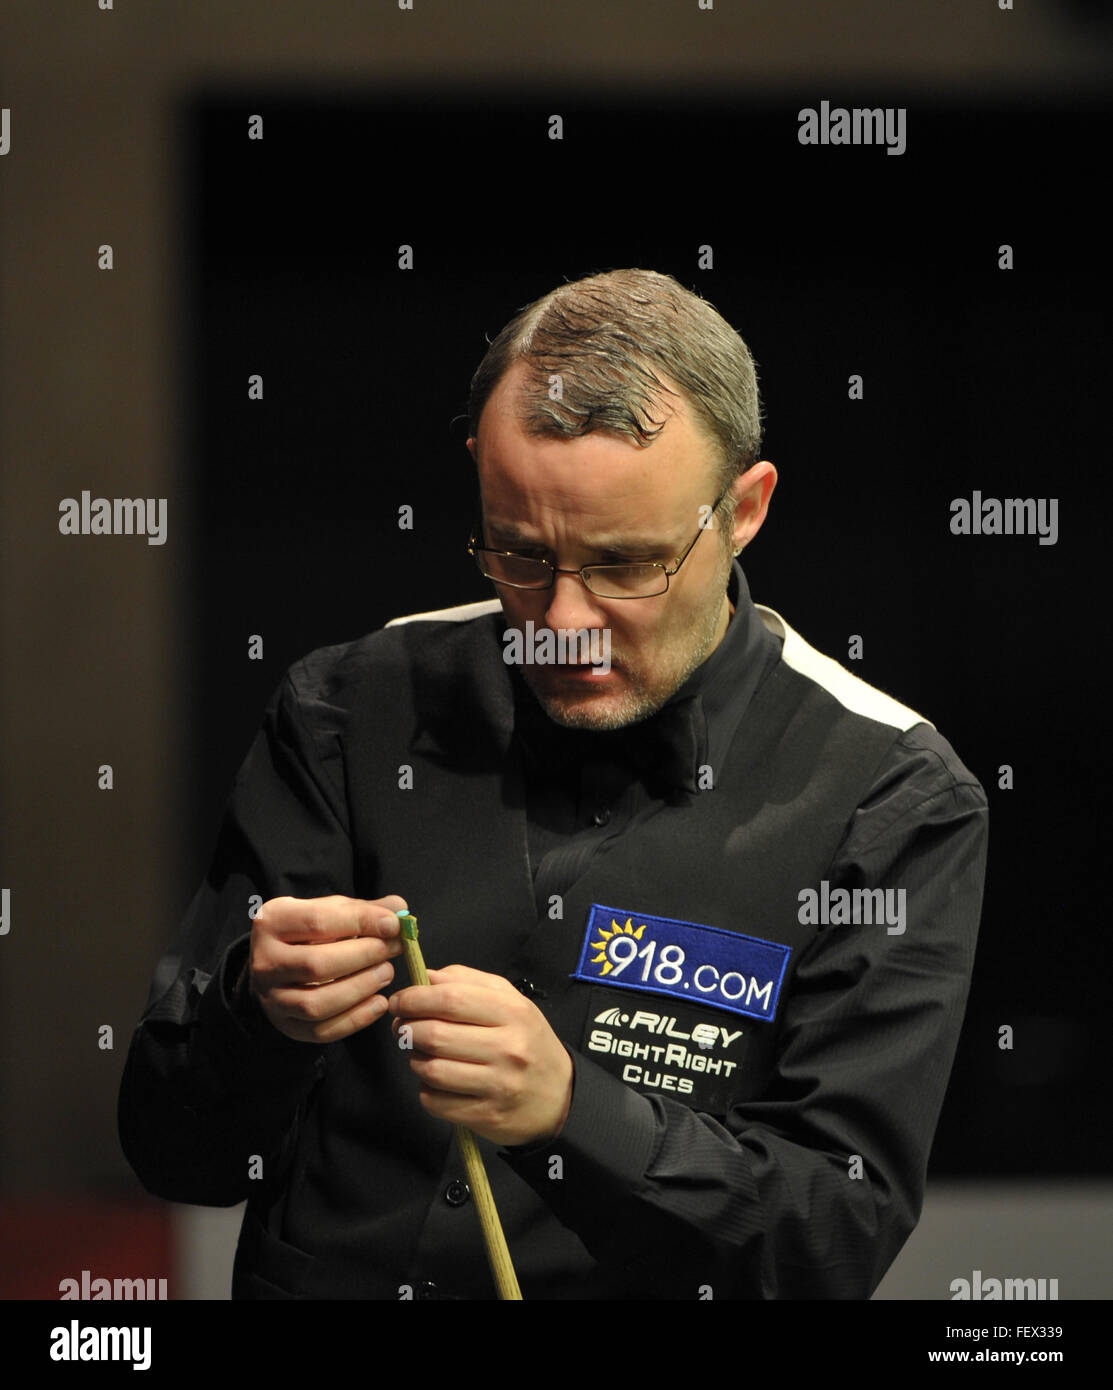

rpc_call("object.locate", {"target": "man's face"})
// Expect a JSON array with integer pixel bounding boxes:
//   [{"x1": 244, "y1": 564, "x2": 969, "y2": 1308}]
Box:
[{"x1": 467, "y1": 362, "x2": 739, "y2": 732}]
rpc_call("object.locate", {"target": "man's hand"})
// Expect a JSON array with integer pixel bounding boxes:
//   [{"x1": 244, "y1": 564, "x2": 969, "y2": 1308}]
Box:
[
  {"x1": 246, "y1": 894, "x2": 407, "y2": 1044},
  {"x1": 388, "y1": 965, "x2": 574, "y2": 1148}
]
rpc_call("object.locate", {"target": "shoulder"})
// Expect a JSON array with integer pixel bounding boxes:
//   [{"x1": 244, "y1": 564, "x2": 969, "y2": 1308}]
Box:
[
  {"x1": 756, "y1": 602, "x2": 986, "y2": 807},
  {"x1": 756, "y1": 603, "x2": 931, "y2": 734},
  {"x1": 383, "y1": 597, "x2": 503, "y2": 629},
  {"x1": 279, "y1": 596, "x2": 505, "y2": 719}
]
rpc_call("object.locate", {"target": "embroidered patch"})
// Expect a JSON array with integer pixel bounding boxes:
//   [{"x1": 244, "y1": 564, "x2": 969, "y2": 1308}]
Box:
[
  {"x1": 580, "y1": 986, "x2": 750, "y2": 1114},
  {"x1": 571, "y1": 902, "x2": 791, "y2": 1022}
]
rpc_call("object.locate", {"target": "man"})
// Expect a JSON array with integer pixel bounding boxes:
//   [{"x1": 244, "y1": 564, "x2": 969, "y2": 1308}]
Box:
[{"x1": 118, "y1": 268, "x2": 988, "y2": 1300}]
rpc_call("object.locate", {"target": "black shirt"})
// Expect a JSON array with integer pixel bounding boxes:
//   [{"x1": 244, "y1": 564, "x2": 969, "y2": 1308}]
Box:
[{"x1": 118, "y1": 562, "x2": 988, "y2": 1299}]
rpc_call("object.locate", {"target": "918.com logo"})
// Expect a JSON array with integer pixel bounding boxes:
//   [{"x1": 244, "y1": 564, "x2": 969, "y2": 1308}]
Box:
[{"x1": 588, "y1": 917, "x2": 775, "y2": 1015}]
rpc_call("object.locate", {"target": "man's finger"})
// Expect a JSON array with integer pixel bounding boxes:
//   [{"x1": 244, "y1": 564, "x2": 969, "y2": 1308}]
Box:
[
  {"x1": 389, "y1": 981, "x2": 514, "y2": 1025},
  {"x1": 280, "y1": 991, "x2": 392, "y2": 1046},
  {"x1": 258, "y1": 895, "x2": 407, "y2": 945},
  {"x1": 425, "y1": 965, "x2": 518, "y2": 992},
  {"x1": 268, "y1": 961, "x2": 397, "y2": 1023},
  {"x1": 409, "y1": 1055, "x2": 490, "y2": 1098},
  {"x1": 273, "y1": 934, "x2": 402, "y2": 987},
  {"x1": 400, "y1": 1018, "x2": 504, "y2": 1064}
]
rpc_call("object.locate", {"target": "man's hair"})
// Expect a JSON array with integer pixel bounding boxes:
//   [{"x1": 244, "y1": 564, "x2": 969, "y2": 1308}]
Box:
[{"x1": 467, "y1": 268, "x2": 763, "y2": 522}]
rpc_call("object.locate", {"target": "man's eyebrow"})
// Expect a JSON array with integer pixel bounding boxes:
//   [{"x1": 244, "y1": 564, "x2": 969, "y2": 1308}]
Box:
[{"x1": 485, "y1": 521, "x2": 675, "y2": 553}]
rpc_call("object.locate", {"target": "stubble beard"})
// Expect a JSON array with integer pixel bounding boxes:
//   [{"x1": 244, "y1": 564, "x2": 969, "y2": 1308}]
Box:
[{"x1": 524, "y1": 563, "x2": 732, "y2": 733}]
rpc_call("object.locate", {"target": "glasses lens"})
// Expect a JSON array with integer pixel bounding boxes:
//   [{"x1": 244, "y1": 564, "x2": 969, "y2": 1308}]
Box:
[
  {"x1": 475, "y1": 551, "x2": 553, "y2": 589},
  {"x1": 584, "y1": 564, "x2": 668, "y2": 598}
]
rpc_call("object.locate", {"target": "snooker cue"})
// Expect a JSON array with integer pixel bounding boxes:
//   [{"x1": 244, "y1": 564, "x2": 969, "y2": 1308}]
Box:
[{"x1": 396, "y1": 911, "x2": 523, "y2": 1301}]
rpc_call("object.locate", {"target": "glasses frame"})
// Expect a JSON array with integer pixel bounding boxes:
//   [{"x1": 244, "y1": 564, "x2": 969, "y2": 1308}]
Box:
[{"x1": 466, "y1": 483, "x2": 734, "y2": 600}]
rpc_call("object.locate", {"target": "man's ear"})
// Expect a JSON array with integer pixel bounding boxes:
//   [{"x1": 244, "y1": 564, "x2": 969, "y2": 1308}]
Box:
[
  {"x1": 729, "y1": 462, "x2": 777, "y2": 552},
  {"x1": 466, "y1": 437, "x2": 477, "y2": 463}
]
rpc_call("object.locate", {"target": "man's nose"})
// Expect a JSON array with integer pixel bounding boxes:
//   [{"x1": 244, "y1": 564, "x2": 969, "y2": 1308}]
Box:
[{"x1": 542, "y1": 570, "x2": 608, "y2": 634}]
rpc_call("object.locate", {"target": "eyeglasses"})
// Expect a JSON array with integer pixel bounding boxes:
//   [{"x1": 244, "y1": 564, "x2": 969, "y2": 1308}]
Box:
[{"x1": 467, "y1": 484, "x2": 733, "y2": 599}]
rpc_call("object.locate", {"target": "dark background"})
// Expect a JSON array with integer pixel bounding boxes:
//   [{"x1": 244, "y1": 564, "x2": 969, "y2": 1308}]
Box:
[{"x1": 185, "y1": 91, "x2": 1108, "y2": 1176}]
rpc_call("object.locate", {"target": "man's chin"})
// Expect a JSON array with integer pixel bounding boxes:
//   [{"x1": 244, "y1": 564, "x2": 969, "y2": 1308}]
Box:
[{"x1": 523, "y1": 667, "x2": 663, "y2": 732}]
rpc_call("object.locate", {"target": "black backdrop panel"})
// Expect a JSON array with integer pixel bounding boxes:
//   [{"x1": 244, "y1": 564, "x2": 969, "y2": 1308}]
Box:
[{"x1": 183, "y1": 89, "x2": 1110, "y2": 1175}]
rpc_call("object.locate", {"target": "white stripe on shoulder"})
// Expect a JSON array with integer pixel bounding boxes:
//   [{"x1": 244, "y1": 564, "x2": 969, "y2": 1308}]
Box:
[
  {"x1": 385, "y1": 597, "x2": 503, "y2": 628},
  {"x1": 756, "y1": 604, "x2": 934, "y2": 733}
]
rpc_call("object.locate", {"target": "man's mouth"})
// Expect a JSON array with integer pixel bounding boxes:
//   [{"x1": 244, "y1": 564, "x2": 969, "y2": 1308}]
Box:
[{"x1": 559, "y1": 663, "x2": 613, "y2": 679}]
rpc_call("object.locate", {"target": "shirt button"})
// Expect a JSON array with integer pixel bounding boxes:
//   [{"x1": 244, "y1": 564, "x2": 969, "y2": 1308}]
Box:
[
  {"x1": 443, "y1": 1180, "x2": 471, "y2": 1207},
  {"x1": 415, "y1": 1280, "x2": 439, "y2": 1300},
  {"x1": 592, "y1": 807, "x2": 612, "y2": 827},
  {"x1": 513, "y1": 978, "x2": 547, "y2": 1001}
]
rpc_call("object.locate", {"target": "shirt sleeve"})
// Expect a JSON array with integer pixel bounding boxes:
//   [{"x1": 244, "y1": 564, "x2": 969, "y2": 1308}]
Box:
[
  {"x1": 117, "y1": 652, "x2": 357, "y2": 1207},
  {"x1": 500, "y1": 723, "x2": 989, "y2": 1299}
]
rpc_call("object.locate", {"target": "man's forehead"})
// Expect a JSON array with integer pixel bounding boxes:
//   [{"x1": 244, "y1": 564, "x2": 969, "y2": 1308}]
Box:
[
  {"x1": 475, "y1": 364, "x2": 722, "y2": 537},
  {"x1": 483, "y1": 508, "x2": 676, "y2": 552},
  {"x1": 479, "y1": 473, "x2": 712, "y2": 552}
]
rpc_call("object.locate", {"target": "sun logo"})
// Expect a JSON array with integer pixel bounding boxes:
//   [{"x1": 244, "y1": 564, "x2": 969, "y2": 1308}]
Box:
[{"x1": 590, "y1": 917, "x2": 647, "y2": 975}]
